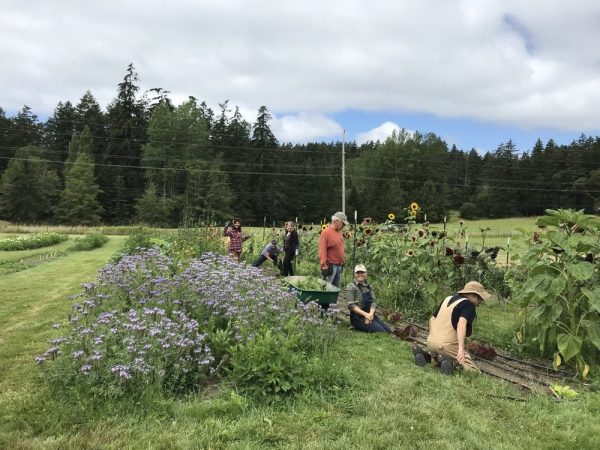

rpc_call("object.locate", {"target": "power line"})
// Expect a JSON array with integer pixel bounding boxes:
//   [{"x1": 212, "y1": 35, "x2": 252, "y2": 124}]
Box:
[{"x1": 1, "y1": 155, "x2": 598, "y2": 193}]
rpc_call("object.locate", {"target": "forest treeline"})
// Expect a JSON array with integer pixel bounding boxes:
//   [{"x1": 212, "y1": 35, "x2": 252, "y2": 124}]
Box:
[{"x1": 0, "y1": 64, "x2": 598, "y2": 226}]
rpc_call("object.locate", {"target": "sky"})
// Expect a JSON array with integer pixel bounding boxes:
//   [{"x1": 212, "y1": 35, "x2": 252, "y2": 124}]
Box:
[{"x1": 2, "y1": 0, "x2": 600, "y2": 153}]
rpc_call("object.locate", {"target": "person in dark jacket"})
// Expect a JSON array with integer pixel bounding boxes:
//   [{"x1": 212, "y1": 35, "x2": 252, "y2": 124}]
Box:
[
  {"x1": 345, "y1": 264, "x2": 391, "y2": 333},
  {"x1": 282, "y1": 221, "x2": 299, "y2": 276}
]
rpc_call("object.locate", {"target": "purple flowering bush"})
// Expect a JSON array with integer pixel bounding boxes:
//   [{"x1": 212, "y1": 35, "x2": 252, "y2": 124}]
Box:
[{"x1": 37, "y1": 249, "x2": 338, "y2": 401}]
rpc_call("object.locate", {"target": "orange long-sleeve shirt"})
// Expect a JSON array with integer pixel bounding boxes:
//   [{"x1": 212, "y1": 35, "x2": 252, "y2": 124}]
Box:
[{"x1": 318, "y1": 226, "x2": 345, "y2": 268}]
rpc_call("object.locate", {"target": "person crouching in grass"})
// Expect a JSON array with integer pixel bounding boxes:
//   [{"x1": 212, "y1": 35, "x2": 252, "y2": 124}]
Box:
[{"x1": 252, "y1": 240, "x2": 280, "y2": 268}]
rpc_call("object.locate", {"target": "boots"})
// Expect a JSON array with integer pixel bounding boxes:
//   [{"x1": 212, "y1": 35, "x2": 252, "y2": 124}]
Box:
[
  {"x1": 412, "y1": 346, "x2": 431, "y2": 366},
  {"x1": 439, "y1": 355, "x2": 456, "y2": 375}
]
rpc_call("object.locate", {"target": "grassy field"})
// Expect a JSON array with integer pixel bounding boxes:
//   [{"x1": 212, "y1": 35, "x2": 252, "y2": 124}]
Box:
[{"x1": 1, "y1": 229, "x2": 600, "y2": 449}]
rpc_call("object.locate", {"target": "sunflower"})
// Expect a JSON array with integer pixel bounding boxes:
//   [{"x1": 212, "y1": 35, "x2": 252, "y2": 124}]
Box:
[
  {"x1": 321, "y1": 224, "x2": 328, "y2": 230},
  {"x1": 388, "y1": 213, "x2": 396, "y2": 221},
  {"x1": 363, "y1": 217, "x2": 372, "y2": 224},
  {"x1": 357, "y1": 238, "x2": 365, "y2": 247},
  {"x1": 364, "y1": 227, "x2": 374, "y2": 236},
  {"x1": 343, "y1": 230, "x2": 352, "y2": 239},
  {"x1": 406, "y1": 249, "x2": 415, "y2": 257},
  {"x1": 410, "y1": 202, "x2": 419, "y2": 212},
  {"x1": 410, "y1": 210, "x2": 417, "y2": 219}
]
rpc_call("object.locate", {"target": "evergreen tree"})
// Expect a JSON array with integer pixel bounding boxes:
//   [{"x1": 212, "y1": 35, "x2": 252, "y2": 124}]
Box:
[
  {"x1": 100, "y1": 64, "x2": 148, "y2": 223},
  {"x1": 202, "y1": 156, "x2": 234, "y2": 222},
  {"x1": 135, "y1": 183, "x2": 178, "y2": 226},
  {"x1": 142, "y1": 98, "x2": 212, "y2": 225},
  {"x1": 75, "y1": 91, "x2": 107, "y2": 165},
  {"x1": 44, "y1": 101, "x2": 77, "y2": 176},
  {"x1": 0, "y1": 106, "x2": 43, "y2": 173},
  {"x1": 0, "y1": 146, "x2": 59, "y2": 222},
  {"x1": 0, "y1": 107, "x2": 10, "y2": 176},
  {"x1": 249, "y1": 106, "x2": 281, "y2": 222},
  {"x1": 55, "y1": 148, "x2": 103, "y2": 225},
  {"x1": 64, "y1": 126, "x2": 94, "y2": 177}
]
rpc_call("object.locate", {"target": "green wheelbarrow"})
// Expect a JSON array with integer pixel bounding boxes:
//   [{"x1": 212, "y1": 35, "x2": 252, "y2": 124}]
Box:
[{"x1": 285, "y1": 275, "x2": 340, "y2": 305}]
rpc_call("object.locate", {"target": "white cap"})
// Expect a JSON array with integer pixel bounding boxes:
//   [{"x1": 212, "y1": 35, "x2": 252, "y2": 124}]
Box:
[{"x1": 354, "y1": 264, "x2": 367, "y2": 273}]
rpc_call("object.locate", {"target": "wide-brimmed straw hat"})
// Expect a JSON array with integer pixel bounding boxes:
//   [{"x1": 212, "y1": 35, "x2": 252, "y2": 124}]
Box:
[{"x1": 458, "y1": 281, "x2": 491, "y2": 301}]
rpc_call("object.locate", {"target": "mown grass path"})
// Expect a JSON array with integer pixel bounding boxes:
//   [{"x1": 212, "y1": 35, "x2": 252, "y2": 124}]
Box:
[{"x1": 0, "y1": 237, "x2": 125, "y2": 389}]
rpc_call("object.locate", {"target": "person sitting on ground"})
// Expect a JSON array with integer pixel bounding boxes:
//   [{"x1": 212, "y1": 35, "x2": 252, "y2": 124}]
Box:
[
  {"x1": 416, "y1": 281, "x2": 491, "y2": 373},
  {"x1": 252, "y1": 240, "x2": 280, "y2": 268},
  {"x1": 345, "y1": 264, "x2": 391, "y2": 333}
]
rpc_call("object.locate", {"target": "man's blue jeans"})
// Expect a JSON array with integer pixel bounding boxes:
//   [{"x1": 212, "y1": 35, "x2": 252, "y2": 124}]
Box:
[{"x1": 324, "y1": 264, "x2": 343, "y2": 288}]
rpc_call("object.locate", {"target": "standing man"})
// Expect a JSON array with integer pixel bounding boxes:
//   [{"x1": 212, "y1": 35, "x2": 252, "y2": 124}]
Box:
[
  {"x1": 416, "y1": 281, "x2": 491, "y2": 374},
  {"x1": 318, "y1": 211, "x2": 348, "y2": 288}
]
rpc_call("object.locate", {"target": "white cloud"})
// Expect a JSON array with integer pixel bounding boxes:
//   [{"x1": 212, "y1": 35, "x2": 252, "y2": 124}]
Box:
[
  {"x1": 355, "y1": 122, "x2": 410, "y2": 145},
  {"x1": 271, "y1": 113, "x2": 343, "y2": 144},
  {"x1": 1, "y1": 0, "x2": 600, "y2": 133}
]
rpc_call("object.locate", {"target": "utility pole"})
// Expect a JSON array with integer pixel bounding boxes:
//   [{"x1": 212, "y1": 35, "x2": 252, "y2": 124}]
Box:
[{"x1": 341, "y1": 129, "x2": 345, "y2": 213}]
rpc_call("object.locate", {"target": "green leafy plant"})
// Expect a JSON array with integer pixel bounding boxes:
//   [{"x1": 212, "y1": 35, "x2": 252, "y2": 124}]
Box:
[
  {"x1": 228, "y1": 326, "x2": 307, "y2": 400},
  {"x1": 68, "y1": 233, "x2": 109, "y2": 251},
  {"x1": 511, "y1": 209, "x2": 600, "y2": 378},
  {"x1": 0, "y1": 232, "x2": 68, "y2": 251},
  {"x1": 551, "y1": 384, "x2": 579, "y2": 400}
]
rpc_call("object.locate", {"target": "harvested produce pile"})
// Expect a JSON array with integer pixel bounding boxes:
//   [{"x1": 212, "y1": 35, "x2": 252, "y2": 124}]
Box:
[{"x1": 293, "y1": 276, "x2": 328, "y2": 291}]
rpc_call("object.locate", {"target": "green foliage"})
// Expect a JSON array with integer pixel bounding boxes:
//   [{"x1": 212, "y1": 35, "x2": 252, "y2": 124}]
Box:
[
  {"x1": 54, "y1": 131, "x2": 103, "y2": 225},
  {"x1": 229, "y1": 326, "x2": 307, "y2": 400},
  {"x1": 0, "y1": 232, "x2": 68, "y2": 251},
  {"x1": 509, "y1": 209, "x2": 600, "y2": 378},
  {"x1": 165, "y1": 226, "x2": 227, "y2": 261},
  {"x1": 135, "y1": 183, "x2": 181, "y2": 227},
  {"x1": 0, "y1": 146, "x2": 60, "y2": 222},
  {"x1": 551, "y1": 384, "x2": 579, "y2": 400},
  {"x1": 292, "y1": 276, "x2": 327, "y2": 291},
  {"x1": 111, "y1": 228, "x2": 161, "y2": 262},
  {"x1": 68, "y1": 233, "x2": 109, "y2": 251}
]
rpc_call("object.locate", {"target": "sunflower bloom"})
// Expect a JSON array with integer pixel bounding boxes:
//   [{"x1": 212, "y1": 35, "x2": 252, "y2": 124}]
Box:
[
  {"x1": 364, "y1": 228, "x2": 374, "y2": 236},
  {"x1": 406, "y1": 250, "x2": 415, "y2": 257},
  {"x1": 388, "y1": 213, "x2": 396, "y2": 220},
  {"x1": 364, "y1": 217, "x2": 372, "y2": 224},
  {"x1": 321, "y1": 224, "x2": 327, "y2": 230},
  {"x1": 343, "y1": 230, "x2": 352, "y2": 239},
  {"x1": 410, "y1": 202, "x2": 419, "y2": 212}
]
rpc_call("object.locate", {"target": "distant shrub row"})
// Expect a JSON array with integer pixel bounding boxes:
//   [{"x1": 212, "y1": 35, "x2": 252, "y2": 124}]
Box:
[
  {"x1": 0, "y1": 232, "x2": 68, "y2": 251},
  {"x1": 68, "y1": 233, "x2": 109, "y2": 252}
]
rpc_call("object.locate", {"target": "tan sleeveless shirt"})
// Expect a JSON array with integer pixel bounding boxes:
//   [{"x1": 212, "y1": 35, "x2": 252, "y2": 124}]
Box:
[{"x1": 427, "y1": 295, "x2": 469, "y2": 347}]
